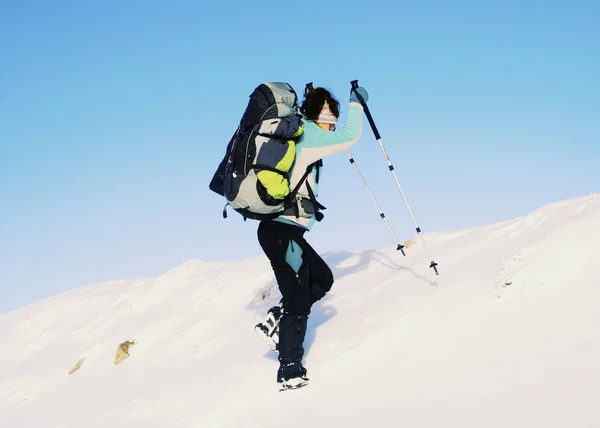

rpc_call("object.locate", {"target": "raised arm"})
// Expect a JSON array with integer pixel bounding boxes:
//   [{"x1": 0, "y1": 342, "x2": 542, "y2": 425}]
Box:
[{"x1": 300, "y1": 100, "x2": 365, "y2": 165}]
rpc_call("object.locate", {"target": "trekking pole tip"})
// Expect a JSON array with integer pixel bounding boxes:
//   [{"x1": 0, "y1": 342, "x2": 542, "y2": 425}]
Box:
[
  {"x1": 430, "y1": 261, "x2": 439, "y2": 275},
  {"x1": 396, "y1": 243, "x2": 406, "y2": 256}
]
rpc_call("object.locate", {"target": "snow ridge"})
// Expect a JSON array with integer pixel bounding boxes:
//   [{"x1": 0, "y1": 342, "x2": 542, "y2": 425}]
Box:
[{"x1": 1, "y1": 193, "x2": 599, "y2": 428}]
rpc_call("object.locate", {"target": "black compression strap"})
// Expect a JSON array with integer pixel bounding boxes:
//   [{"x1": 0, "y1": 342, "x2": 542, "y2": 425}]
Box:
[{"x1": 252, "y1": 164, "x2": 287, "y2": 176}]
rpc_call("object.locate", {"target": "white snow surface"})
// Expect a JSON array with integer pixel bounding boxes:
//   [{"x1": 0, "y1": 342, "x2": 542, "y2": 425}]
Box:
[{"x1": 1, "y1": 193, "x2": 600, "y2": 428}]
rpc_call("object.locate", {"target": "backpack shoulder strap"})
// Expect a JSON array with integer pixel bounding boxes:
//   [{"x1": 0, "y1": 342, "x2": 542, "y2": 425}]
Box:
[{"x1": 284, "y1": 160, "x2": 326, "y2": 221}]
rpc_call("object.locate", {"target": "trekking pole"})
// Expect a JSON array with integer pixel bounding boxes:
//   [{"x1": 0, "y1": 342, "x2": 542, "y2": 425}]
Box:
[
  {"x1": 305, "y1": 82, "x2": 405, "y2": 255},
  {"x1": 346, "y1": 152, "x2": 405, "y2": 255},
  {"x1": 350, "y1": 80, "x2": 439, "y2": 275}
]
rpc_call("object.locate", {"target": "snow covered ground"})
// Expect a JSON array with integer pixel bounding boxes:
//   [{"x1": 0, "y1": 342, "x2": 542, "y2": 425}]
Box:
[{"x1": 1, "y1": 193, "x2": 599, "y2": 428}]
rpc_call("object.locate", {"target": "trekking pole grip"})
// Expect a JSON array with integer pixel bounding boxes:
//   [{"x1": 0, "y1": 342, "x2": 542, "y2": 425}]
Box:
[{"x1": 350, "y1": 79, "x2": 381, "y2": 140}]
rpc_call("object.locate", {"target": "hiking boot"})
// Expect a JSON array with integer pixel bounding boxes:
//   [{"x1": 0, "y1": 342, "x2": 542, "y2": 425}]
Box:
[{"x1": 276, "y1": 313, "x2": 309, "y2": 390}]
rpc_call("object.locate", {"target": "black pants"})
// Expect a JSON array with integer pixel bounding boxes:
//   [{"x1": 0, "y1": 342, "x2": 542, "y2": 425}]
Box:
[
  {"x1": 257, "y1": 220, "x2": 334, "y2": 369},
  {"x1": 257, "y1": 220, "x2": 333, "y2": 315}
]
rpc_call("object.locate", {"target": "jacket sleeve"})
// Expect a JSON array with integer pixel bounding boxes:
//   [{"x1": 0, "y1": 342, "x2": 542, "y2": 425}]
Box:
[{"x1": 299, "y1": 102, "x2": 364, "y2": 165}]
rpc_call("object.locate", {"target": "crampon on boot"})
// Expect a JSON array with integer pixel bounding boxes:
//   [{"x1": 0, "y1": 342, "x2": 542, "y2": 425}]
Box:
[
  {"x1": 255, "y1": 303, "x2": 283, "y2": 352},
  {"x1": 277, "y1": 359, "x2": 309, "y2": 391}
]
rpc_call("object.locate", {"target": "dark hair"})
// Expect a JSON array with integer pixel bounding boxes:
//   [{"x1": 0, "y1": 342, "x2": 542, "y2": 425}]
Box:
[{"x1": 300, "y1": 87, "x2": 340, "y2": 121}]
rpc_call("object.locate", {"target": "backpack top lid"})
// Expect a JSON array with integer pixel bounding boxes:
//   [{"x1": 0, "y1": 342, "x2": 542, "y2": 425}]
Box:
[{"x1": 240, "y1": 82, "x2": 299, "y2": 130}]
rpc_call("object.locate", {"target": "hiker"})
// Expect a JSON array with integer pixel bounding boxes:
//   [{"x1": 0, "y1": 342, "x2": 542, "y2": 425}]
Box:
[{"x1": 256, "y1": 84, "x2": 369, "y2": 389}]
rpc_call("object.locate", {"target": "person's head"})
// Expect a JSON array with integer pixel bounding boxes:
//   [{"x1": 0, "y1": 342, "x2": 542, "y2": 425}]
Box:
[{"x1": 300, "y1": 87, "x2": 340, "y2": 131}]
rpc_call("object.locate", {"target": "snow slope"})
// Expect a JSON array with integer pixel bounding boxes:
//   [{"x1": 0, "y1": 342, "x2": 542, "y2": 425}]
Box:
[{"x1": 1, "y1": 193, "x2": 599, "y2": 428}]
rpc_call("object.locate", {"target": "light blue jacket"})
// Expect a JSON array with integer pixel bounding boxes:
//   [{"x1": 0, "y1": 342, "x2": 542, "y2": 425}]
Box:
[{"x1": 274, "y1": 101, "x2": 364, "y2": 231}]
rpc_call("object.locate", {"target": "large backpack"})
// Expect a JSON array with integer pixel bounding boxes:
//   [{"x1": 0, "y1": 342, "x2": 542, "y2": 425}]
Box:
[{"x1": 209, "y1": 82, "x2": 323, "y2": 221}]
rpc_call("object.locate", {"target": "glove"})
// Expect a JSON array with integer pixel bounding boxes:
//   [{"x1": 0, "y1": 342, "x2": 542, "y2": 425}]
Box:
[{"x1": 350, "y1": 86, "x2": 369, "y2": 105}]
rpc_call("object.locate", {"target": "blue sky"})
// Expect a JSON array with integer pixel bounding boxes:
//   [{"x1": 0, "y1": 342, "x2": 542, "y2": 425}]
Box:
[{"x1": 1, "y1": 0, "x2": 599, "y2": 313}]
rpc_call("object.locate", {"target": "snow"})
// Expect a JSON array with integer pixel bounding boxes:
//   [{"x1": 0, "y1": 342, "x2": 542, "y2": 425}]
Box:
[{"x1": 1, "y1": 193, "x2": 599, "y2": 428}]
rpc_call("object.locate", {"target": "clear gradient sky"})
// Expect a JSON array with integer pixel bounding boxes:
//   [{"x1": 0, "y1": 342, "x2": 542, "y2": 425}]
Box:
[{"x1": 1, "y1": 0, "x2": 599, "y2": 313}]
